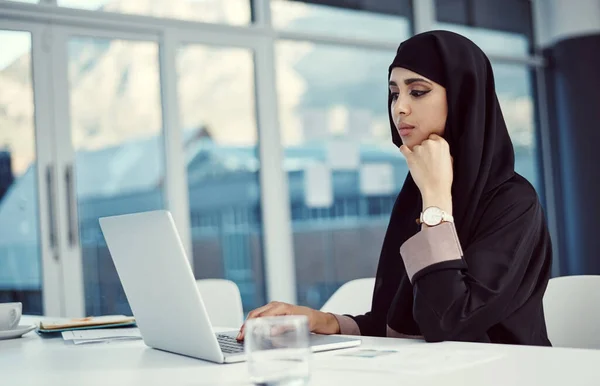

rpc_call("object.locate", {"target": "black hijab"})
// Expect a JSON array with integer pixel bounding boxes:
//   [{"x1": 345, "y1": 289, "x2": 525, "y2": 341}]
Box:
[
  {"x1": 351, "y1": 31, "x2": 552, "y2": 345},
  {"x1": 389, "y1": 30, "x2": 516, "y2": 248}
]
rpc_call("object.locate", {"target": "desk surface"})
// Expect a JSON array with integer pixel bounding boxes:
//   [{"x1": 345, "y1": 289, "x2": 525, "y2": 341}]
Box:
[{"x1": 2, "y1": 316, "x2": 600, "y2": 386}]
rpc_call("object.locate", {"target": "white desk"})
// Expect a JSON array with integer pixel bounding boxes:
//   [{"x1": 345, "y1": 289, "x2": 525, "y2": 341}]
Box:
[{"x1": 2, "y1": 316, "x2": 600, "y2": 386}]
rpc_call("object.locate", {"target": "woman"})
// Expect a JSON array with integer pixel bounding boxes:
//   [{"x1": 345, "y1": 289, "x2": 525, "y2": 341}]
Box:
[{"x1": 237, "y1": 30, "x2": 553, "y2": 345}]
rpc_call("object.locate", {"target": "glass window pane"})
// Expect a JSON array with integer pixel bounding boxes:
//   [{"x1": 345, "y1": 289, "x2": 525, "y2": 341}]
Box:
[
  {"x1": 435, "y1": 0, "x2": 533, "y2": 43},
  {"x1": 68, "y1": 37, "x2": 165, "y2": 316},
  {"x1": 492, "y1": 63, "x2": 538, "y2": 190},
  {"x1": 276, "y1": 41, "x2": 406, "y2": 309},
  {"x1": 176, "y1": 45, "x2": 266, "y2": 312},
  {"x1": 0, "y1": 30, "x2": 43, "y2": 314},
  {"x1": 272, "y1": 0, "x2": 411, "y2": 43},
  {"x1": 57, "y1": 0, "x2": 250, "y2": 25},
  {"x1": 433, "y1": 23, "x2": 530, "y2": 56}
]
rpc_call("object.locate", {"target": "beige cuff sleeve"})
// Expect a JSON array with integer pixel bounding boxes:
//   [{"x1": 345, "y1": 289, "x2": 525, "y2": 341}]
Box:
[
  {"x1": 399, "y1": 222, "x2": 463, "y2": 283},
  {"x1": 332, "y1": 314, "x2": 361, "y2": 336}
]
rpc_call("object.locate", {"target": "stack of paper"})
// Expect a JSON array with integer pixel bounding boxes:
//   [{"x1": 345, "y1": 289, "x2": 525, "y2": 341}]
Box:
[
  {"x1": 38, "y1": 315, "x2": 136, "y2": 333},
  {"x1": 61, "y1": 328, "x2": 142, "y2": 345}
]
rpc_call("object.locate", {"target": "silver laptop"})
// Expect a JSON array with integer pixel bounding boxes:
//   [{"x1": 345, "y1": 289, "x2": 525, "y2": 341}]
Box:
[{"x1": 99, "y1": 210, "x2": 361, "y2": 364}]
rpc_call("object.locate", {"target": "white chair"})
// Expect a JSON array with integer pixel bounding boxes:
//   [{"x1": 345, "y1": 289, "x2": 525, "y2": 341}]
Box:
[
  {"x1": 543, "y1": 275, "x2": 600, "y2": 349},
  {"x1": 320, "y1": 278, "x2": 376, "y2": 315},
  {"x1": 196, "y1": 279, "x2": 244, "y2": 329}
]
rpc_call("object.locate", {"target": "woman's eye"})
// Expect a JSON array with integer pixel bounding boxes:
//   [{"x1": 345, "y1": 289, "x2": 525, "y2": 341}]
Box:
[
  {"x1": 410, "y1": 90, "x2": 430, "y2": 98},
  {"x1": 390, "y1": 92, "x2": 399, "y2": 101}
]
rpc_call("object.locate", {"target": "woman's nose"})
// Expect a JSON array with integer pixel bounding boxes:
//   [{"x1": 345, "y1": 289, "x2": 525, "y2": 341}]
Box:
[{"x1": 394, "y1": 97, "x2": 410, "y2": 116}]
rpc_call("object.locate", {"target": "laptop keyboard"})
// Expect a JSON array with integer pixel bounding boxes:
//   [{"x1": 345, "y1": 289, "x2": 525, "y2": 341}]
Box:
[{"x1": 216, "y1": 334, "x2": 245, "y2": 354}]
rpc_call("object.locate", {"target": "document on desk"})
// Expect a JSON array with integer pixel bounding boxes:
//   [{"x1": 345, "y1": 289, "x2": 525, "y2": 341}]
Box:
[
  {"x1": 316, "y1": 346, "x2": 505, "y2": 375},
  {"x1": 62, "y1": 328, "x2": 142, "y2": 345}
]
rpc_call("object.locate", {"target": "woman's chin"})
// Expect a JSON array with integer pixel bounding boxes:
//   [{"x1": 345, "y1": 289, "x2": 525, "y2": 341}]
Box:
[{"x1": 400, "y1": 138, "x2": 419, "y2": 150}]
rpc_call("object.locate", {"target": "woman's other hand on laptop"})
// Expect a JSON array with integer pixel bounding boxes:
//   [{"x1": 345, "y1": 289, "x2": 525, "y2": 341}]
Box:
[{"x1": 236, "y1": 302, "x2": 340, "y2": 341}]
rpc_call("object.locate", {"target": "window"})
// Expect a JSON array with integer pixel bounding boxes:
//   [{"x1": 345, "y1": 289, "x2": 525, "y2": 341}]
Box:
[
  {"x1": 0, "y1": 30, "x2": 42, "y2": 314},
  {"x1": 57, "y1": 0, "x2": 251, "y2": 25},
  {"x1": 434, "y1": 0, "x2": 533, "y2": 55},
  {"x1": 433, "y1": 23, "x2": 530, "y2": 57},
  {"x1": 276, "y1": 40, "x2": 408, "y2": 309},
  {"x1": 67, "y1": 37, "x2": 166, "y2": 316},
  {"x1": 0, "y1": 0, "x2": 543, "y2": 316},
  {"x1": 271, "y1": 0, "x2": 411, "y2": 43},
  {"x1": 176, "y1": 44, "x2": 266, "y2": 312}
]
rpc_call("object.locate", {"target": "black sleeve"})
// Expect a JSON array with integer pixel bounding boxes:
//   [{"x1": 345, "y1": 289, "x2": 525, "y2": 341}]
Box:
[
  {"x1": 349, "y1": 310, "x2": 386, "y2": 337},
  {"x1": 409, "y1": 198, "x2": 550, "y2": 342}
]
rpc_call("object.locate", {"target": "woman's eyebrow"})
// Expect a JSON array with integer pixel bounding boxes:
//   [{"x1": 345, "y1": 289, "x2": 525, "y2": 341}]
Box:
[
  {"x1": 389, "y1": 78, "x2": 433, "y2": 87},
  {"x1": 404, "y1": 78, "x2": 432, "y2": 85}
]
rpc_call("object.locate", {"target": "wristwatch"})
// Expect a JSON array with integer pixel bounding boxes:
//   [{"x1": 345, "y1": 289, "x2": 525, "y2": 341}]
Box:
[{"x1": 417, "y1": 206, "x2": 454, "y2": 227}]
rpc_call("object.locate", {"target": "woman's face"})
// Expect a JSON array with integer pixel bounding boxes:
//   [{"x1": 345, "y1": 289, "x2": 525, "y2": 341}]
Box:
[{"x1": 389, "y1": 67, "x2": 448, "y2": 149}]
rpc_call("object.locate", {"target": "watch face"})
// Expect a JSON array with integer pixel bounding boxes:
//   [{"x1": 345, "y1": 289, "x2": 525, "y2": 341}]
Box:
[{"x1": 423, "y1": 207, "x2": 443, "y2": 225}]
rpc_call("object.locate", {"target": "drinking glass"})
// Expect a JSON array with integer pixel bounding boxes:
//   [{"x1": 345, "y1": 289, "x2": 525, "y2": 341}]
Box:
[{"x1": 244, "y1": 315, "x2": 311, "y2": 386}]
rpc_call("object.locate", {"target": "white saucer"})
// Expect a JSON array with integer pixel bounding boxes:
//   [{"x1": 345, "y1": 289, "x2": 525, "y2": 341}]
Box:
[{"x1": 0, "y1": 324, "x2": 37, "y2": 340}]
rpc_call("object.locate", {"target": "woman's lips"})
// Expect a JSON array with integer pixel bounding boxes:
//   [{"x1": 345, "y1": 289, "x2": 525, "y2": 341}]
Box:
[{"x1": 398, "y1": 124, "x2": 415, "y2": 136}]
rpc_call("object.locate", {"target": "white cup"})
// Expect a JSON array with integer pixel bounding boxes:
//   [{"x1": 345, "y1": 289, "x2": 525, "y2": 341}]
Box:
[{"x1": 0, "y1": 302, "x2": 22, "y2": 331}]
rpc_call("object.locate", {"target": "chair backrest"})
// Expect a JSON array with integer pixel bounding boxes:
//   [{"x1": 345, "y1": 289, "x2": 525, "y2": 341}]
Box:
[
  {"x1": 196, "y1": 279, "x2": 244, "y2": 329},
  {"x1": 543, "y1": 275, "x2": 600, "y2": 349},
  {"x1": 320, "y1": 278, "x2": 376, "y2": 315}
]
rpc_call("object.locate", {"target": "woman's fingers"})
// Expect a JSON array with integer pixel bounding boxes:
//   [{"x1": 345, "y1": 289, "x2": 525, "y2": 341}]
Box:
[
  {"x1": 237, "y1": 302, "x2": 290, "y2": 341},
  {"x1": 246, "y1": 303, "x2": 273, "y2": 320},
  {"x1": 399, "y1": 144, "x2": 412, "y2": 157},
  {"x1": 237, "y1": 303, "x2": 273, "y2": 340}
]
